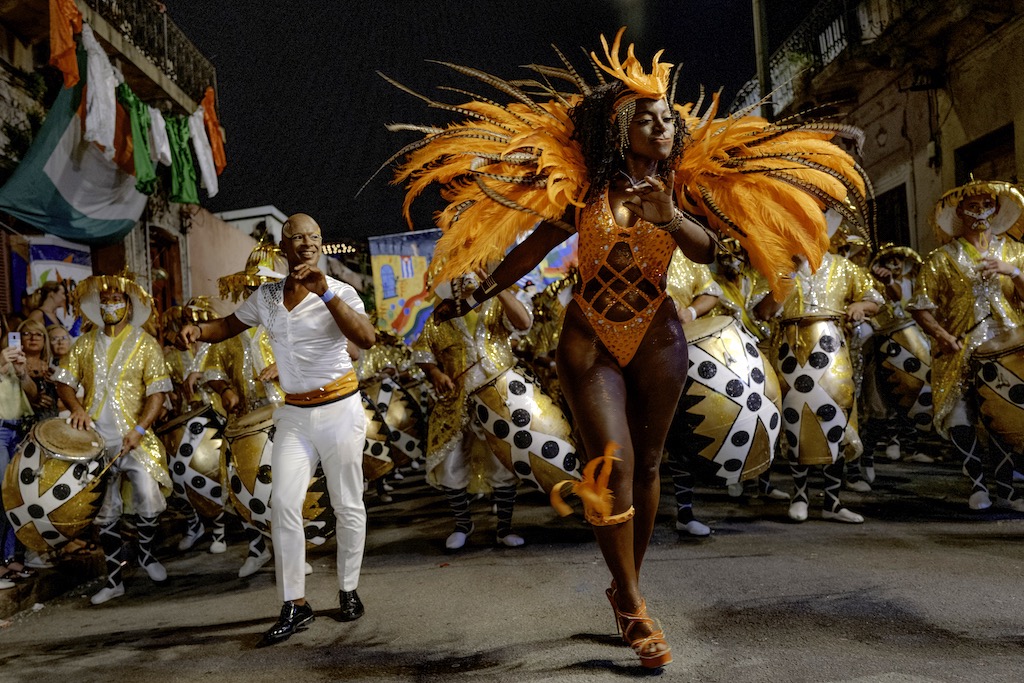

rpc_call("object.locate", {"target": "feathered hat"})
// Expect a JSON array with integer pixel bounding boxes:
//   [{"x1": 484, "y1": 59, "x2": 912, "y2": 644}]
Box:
[
  {"x1": 218, "y1": 239, "x2": 288, "y2": 302},
  {"x1": 73, "y1": 272, "x2": 153, "y2": 329},
  {"x1": 184, "y1": 296, "x2": 220, "y2": 323},
  {"x1": 932, "y1": 178, "x2": 1024, "y2": 242}
]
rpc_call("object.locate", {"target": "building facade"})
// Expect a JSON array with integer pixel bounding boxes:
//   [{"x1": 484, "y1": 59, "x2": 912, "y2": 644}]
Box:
[{"x1": 733, "y1": 0, "x2": 1024, "y2": 255}]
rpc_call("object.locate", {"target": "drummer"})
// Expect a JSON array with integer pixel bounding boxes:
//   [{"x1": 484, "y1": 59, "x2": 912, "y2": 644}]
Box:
[
  {"x1": 908, "y1": 179, "x2": 1024, "y2": 512},
  {"x1": 180, "y1": 213, "x2": 375, "y2": 646},
  {"x1": 664, "y1": 249, "x2": 721, "y2": 537},
  {"x1": 163, "y1": 300, "x2": 229, "y2": 556},
  {"x1": 755, "y1": 245, "x2": 882, "y2": 524},
  {"x1": 710, "y1": 241, "x2": 790, "y2": 502},
  {"x1": 203, "y1": 243, "x2": 287, "y2": 578},
  {"x1": 863, "y1": 244, "x2": 934, "y2": 479},
  {"x1": 412, "y1": 267, "x2": 532, "y2": 551},
  {"x1": 53, "y1": 275, "x2": 172, "y2": 605}
]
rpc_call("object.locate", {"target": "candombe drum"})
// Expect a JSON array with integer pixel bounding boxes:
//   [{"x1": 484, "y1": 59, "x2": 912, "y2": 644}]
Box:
[
  {"x1": 2, "y1": 418, "x2": 106, "y2": 551},
  {"x1": 877, "y1": 317, "x2": 933, "y2": 430},
  {"x1": 677, "y1": 315, "x2": 781, "y2": 483},
  {"x1": 156, "y1": 403, "x2": 227, "y2": 519},
  {"x1": 974, "y1": 327, "x2": 1024, "y2": 450},
  {"x1": 223, "y1": 403, "x2": 335, "y2": 546},
  {"x1": 360, "y1": 391, "x2": 395, "y2": 481},
  {"x1": 362, "y1": 376, "x2": 423, "y2": 468},
  {"x1": 470, "y1": 365, "x2": 580, "y2": 492},
  {"x1": 773, "y1": 315, "x2": 855, "y2": 466}
]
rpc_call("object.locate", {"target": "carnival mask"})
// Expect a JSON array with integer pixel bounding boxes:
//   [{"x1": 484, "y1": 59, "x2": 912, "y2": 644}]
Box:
[{"x1": 100, "y1": 301, "x2": 127, "y2": 324}]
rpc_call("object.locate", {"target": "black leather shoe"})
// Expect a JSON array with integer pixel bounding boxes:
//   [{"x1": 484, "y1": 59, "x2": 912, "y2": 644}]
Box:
[
  {"x1": 257, "y1": 601, "x2": 314, "y2": 647},
  {"x1": 338, "y1": 589, "x2": 364, "y2": 622}
]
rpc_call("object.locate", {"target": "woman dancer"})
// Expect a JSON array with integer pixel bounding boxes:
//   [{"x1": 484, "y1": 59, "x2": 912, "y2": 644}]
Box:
[{"x1": 383, "y1": 29, "x2": 867, "y2": 667}]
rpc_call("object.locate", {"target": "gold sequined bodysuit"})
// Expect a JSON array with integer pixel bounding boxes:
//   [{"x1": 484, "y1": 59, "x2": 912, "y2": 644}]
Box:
[{"x1": 573, "y1": 191, "x2": 678, "y2": 366}]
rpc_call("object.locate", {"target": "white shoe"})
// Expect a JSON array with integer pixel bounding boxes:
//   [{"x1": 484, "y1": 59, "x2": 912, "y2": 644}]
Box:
[
  {"x1": 969, "y1": 491, "x2": 992, "y2": 510},
  {"x1": 409, "y1": 460, "x2": 421, "y2": 470},
  {"x1": 788, "y1": 501, "x2": 808, "y2": 522},
  {"x1": 822, "y1": 507, "x2": 864, "y2": 524},
  {"x1": 90, "y1": 584, "x2": 125, "y2": 605},
  {"x1": 24, "y1": 551, "x2": 53, "y2": 569},
  {"x1": 304, "y1": 562, "x2": 313, "y2": 575},
  {"x1": 209, "y1": 540, "x2": 227, "y2": 554},
  {"x1": 378, "y1": 493, "x2": 394, "y2": 503},
  {"x1": 995, "y1": 497, "x2": 1024, "y2": 512},
  {"x1": 177, "y1": 523, "x2": 205, "y2": 551},
  {"x1": 846, "y1": 480, "x2": 872, "y2": 493},
  {"x1": 863, "y1": 465, "x2": 876, "y2": 484},
  {"x1": 906, "y1": 452, "x2": 935, "y2": 464},
  {"x1": 238, "y1": 551, "x2": 272, "y2": 578},
  {"x1": 381, "y1": 482, "x2": 394, "y2": 492},
  {"x1": 884, "y1": 442, "x2": 901, "y2": 461},
  {"x1": 675, "y1": 519, "x2": 712, "y2": 536},
  {"x1": 141, "y1": 560, "x2": 167, "y2": 582},
  {"x1": 392, "y1": 470, "x2": 405, "y2": 481},
  {"x1": 727, "y1": 483, "x2": 744, "y2": 498},
  {"x1": 766, "y1": 488, "x2": 791, "y2": 501},
  {"x1": 497, "y1": 533, "x2": 525, "y2": 547},
  {"x1": 445, "y1": 524, "x2": 474, "y2": 551},
  {"x1": 0, "y1": 578, "x2": 14, "y2": 590}
]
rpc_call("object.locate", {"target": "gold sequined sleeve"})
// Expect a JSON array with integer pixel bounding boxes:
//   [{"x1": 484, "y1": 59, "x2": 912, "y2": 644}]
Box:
[
  {"x1": 53, "y1": 333, "x2": 85, "y2": 391},
  {"x1": 141, "y1": 334, "x2": 173, "y2": 396},
  {"x1": 411, "y1": 317, "x2": 438, "y2": 366}
]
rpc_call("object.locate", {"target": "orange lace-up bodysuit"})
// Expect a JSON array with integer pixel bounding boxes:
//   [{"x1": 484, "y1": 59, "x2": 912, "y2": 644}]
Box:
[{"x1": 573, "y1": 191, "x2": 679, "y2": 366}]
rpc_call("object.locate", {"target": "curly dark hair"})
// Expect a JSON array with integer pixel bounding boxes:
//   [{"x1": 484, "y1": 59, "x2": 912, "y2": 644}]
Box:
[{"x1": 569, "y1": 82, "x2": 686, "y2": 200}]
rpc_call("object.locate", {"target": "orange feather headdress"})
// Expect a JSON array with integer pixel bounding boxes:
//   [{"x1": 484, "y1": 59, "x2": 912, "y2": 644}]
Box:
[{"x1": 378, "y1": 30, "x2": 870, "y2": 297}]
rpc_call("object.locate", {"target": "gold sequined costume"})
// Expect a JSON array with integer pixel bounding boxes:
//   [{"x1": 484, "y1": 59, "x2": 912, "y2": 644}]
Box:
[
  {"x1": 54, "y1": 326, "x2": 172, "y2": 491},
  {"x1": 412, "y1": 300, "x2": 523, "y2": 485},
  {"x1": 909, "y1": 235, "x2": 1024, "y2": 436}
]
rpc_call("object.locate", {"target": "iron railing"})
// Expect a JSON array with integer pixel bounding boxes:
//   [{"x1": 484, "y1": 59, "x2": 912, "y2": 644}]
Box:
[
  {"x1": 82, "y1": 0, "x2": 215, "y2": 103},
  {"x1": 730, "y1": 0, "x2": 917, "y2": 115}
]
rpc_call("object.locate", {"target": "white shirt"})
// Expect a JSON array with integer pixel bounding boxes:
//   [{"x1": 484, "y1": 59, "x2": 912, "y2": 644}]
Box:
[{"x1": 233, "y1": 276, "x2": 365, "y2": 395}]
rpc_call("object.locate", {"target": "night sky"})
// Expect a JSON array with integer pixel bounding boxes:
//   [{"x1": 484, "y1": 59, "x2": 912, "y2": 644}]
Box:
[{"x1": 166, "y1": 1, "x2": 817, "y2": 242}]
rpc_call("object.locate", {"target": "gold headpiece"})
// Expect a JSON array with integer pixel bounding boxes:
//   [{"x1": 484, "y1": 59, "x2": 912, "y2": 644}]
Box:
[
  {"x1": 592, "y1": 27, "x2": 671, "y2": 113},
  {"x1": 869, "y1": 243, "x2": 922, "y2": 278},
  {"x1": 184, "y1": 296, "x2": 220, "y2": 323},
  {"x1": 218, "y1": 239, "x2": 288, "y2": 302},
  {"x1": 73, "y1": 272, "x2": 153, "y2": 329},
  {"x1": 932, "y1": 178, "x2": 1024, "y2": 242}
]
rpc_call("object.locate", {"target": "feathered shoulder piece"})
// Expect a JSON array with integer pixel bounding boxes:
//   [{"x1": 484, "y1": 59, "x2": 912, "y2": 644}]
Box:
[
  {"x1": 379, "y1": 29, "x2": 870, "y2": 295},
  {"x1": 673, "y1": 93, "x2": 871, "y2": 299},
  {"x1": 376, "y1": 52, "x2": 592, "y2": 285}
]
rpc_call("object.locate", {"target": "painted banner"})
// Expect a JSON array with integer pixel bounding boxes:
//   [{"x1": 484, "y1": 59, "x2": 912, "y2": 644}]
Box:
[
  {"x1": 367, "y1": 229, "x2": 440, "y2": 344},
  {"x1": 368, "y1": 228, "x2": 578, "y2": 344}
]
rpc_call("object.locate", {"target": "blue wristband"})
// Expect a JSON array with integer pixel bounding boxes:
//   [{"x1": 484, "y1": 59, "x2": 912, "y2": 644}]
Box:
[
  {"x1": 320, "y1": 289, "x2": 336, "y2": 304},
  {"x1": 134, "y1": 424, "x2": 146, "y2": 436}
]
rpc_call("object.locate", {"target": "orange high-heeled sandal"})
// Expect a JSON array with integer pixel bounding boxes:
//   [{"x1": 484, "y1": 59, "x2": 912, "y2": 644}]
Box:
[{"x1": 609, "y1": 598, "x2": 672, "y2": 669}]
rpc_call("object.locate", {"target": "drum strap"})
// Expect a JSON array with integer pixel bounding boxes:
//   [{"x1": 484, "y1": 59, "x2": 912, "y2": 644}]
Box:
[{"x1": 284, "y1": 371, "x2": 358, "y2": 407}]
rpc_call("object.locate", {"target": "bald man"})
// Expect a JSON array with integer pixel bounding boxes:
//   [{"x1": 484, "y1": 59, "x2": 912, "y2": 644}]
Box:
[{"x1": 180, "y1": 214, "x2": 376, "y2": 646}]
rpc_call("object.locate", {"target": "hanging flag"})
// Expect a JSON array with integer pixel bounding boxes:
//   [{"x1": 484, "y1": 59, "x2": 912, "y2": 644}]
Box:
[
  {"x1": 0, "y1": 51, "x2": 147, "y2": 244},
  {"x1": 200, "y1": 86, "x2": 226, "y2": 175},
  {"x1": 49, "y1": 0, "x2": 82, "y2": 87}
]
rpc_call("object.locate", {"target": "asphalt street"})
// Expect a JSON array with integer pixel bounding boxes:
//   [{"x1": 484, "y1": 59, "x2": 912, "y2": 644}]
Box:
[{"x1": 2, "y1": 454, "x2": 1024, "y2": 683}]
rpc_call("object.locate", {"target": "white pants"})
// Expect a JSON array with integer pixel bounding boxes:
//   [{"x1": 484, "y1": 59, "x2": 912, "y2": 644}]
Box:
[
  {"x1": 271, "y1": 395, "x2": 366, "y2": 602},
  {"x1": 94, "y1": 447, "x2": 167, "y2": 524},
  {"x1": 432, "y1": 425, "x2": 519, "y2": 491}
]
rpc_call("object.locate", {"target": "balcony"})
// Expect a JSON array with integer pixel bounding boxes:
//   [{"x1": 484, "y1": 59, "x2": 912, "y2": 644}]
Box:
[
  {"x1": 728, "y1": 0, "x2": 999, "y2": 116},
  {"x1": 0, "y1": 0, "x2": 215, "y2": 111}
]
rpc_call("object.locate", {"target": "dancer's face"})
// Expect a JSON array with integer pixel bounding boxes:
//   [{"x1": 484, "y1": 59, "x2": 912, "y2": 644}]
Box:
[
  {"x1": 627, "y1": 99, "x2": 675, "y2": 162},
  {"x1": 281, "y1": 215, "x2": 323, "y2": 268}
]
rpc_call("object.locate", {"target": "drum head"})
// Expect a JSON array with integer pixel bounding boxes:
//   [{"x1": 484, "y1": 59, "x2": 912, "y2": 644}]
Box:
[
  {"x1": 225, "y1": 402, "x2": 277, "y2": 438},
  {"x1": 877, "y1": 318, "x2": 916, "y2": 337},
  {"x1": 976, "y1": 327, "x2": 1024, "y2": 359},
  {"x1": 683, "y1": 315, "x2": 733, "y2": 344},
  {"x1": 156, "y1": 403, "x2": 213, "y2": 434},
  {"x1": 33, "y1": 418, "x2": 103, "y2": 462}
]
